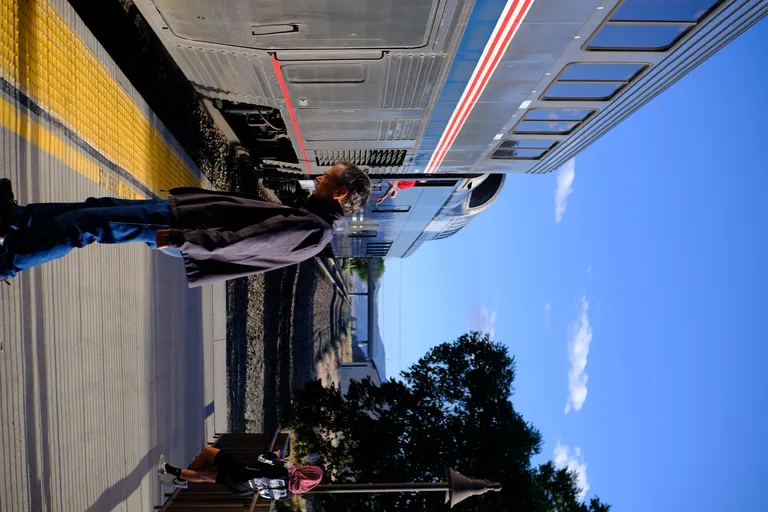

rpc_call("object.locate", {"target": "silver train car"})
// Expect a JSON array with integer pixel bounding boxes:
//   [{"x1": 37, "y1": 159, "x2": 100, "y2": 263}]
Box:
[{"x1": 132, "y1": 0, "x2": 768, "y2": 257}]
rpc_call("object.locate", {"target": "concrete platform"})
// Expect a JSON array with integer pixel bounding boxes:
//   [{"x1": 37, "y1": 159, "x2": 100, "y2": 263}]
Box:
[{"x1": 0, "y1": 0, "x2": 227, "y2": 510}]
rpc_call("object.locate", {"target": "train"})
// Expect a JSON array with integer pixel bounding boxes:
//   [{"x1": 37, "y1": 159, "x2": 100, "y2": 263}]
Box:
[{"x1": 131, "y1": 0, "x2": 768, "y2": 258}]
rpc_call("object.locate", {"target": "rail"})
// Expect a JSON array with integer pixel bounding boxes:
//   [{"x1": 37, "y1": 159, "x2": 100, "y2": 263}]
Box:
[{"x1": 313, "y1": 256, "x2": 350, "y2": 305}]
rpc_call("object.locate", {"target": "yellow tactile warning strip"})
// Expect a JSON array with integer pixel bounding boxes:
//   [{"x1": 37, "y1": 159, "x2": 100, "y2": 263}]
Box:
[
  {"x1": 0, "y1": 0, "x2": 202, "y2": 196},
  {"x1": 0, "y1": 94, "x2": 144, "y2": 198}
]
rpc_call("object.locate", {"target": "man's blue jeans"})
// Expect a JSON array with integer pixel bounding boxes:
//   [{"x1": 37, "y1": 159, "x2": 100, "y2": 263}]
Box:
[{"x1": 0, "y1": 197, "x2": 181, "y2": 279}]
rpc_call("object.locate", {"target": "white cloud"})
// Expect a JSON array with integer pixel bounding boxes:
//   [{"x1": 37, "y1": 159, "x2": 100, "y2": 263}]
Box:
[
  {"x1": 586, "y1": 265, "x2": 592, "y2": 280},
  {"x1": 553, "y1": 442, "x2": 590, "y2": 501},
  {"x1": 544, "y1": 302, "x2": 551, "y2": 328},
  {"x1": 554, "y1": 159, "x2": 576, "y2": 223},
  {"x1": 565, "y1": 296, "x2": 592, "y2": 414},
  {"x1": 470, "y1": 305, "x2": 497, "y2": 340}
]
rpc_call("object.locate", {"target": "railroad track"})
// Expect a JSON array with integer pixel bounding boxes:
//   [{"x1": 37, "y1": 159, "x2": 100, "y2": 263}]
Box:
[{"x1": 313, "y1": 257, "x2": 350, "y2": 305}]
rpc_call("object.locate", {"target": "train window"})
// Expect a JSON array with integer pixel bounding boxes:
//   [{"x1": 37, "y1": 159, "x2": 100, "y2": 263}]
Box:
[
  {"x1": 372, "y1": 205, "x2": 412, "y2": 213},
  {"x1": 498, "y1": 140, "x2": 555, "y2": 150},
  {"x1": 514, "y1": 121, "x2": 579, "y2": 135},
  {"x1": 611, "y1": 0, "x2": 722, "y2": 23},
  {"x1": 415, "y1": 180, "x2": 459, "y2": 187},
  {"x1": 348, "y1": 220, "x2": 379, "y2": 236},
  {"x1": 349, "y1": 220, "x2": 380, "y2": 228},
  {"x1": 559, "y1": 63, "x2": 646, "y2": 82},
  {"x1": 366, "y1": 241, "x2": 393, "y2": 257},
  {"x1": 543, "y1": 82, "x2": 624, "y2": 101},
  {"x1": 587, "y1": 23, "x2": 689, "y2": 51},
  {"x1": 523, "y1": 109, "x2": 594, "y2": 122},
  {"x1": 492, "y1": 148, "x2": 548, "y2": 159}
]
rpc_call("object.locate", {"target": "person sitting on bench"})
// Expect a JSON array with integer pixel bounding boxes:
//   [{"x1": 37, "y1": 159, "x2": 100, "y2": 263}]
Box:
[{"x1": 159, "y1": 446, "x2": 323, "y2": 500}]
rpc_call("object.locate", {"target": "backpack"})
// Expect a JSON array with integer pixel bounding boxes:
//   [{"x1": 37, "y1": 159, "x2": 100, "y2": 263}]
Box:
[{"x1": 247, "y1": 476, "x2": 294, "y2": 500}]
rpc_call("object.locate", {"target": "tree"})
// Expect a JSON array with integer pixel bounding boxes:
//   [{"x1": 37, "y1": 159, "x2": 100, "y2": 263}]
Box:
[
  {"x1": 287, "y1": 332, "x2": 610, "y2": 512},
  {"x1": 346, "y1": 257, "x2": 385, "y2": 283}
]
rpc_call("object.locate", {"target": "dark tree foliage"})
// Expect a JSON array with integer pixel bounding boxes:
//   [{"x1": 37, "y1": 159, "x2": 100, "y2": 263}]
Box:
[
  {"x1": 345, "y1": 258, "x2": 385, "y2": 283},
  {"x1": 288, "y1": 332, "x2": 610, "y2": 512}
]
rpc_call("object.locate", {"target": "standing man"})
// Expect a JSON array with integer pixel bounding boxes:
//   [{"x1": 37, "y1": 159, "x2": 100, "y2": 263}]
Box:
[{"x1": 0, "y1": 161, "x2": 370, "y2": 286}]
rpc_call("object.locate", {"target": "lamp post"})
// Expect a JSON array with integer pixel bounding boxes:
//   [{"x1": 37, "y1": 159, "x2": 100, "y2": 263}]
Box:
[{"x1": 305, "y1": 467, "x2": 502, "y2": 508}]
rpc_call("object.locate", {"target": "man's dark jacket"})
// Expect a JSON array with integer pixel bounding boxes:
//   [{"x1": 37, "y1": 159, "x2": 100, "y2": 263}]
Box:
[{"x1": 166, "y1": 187, "x2": 343, "y2": 287}]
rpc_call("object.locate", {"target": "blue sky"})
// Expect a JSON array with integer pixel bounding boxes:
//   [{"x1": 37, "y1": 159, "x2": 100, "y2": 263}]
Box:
[{"x1": 379, "y1": 17, "x2": 768, "y2": 512}]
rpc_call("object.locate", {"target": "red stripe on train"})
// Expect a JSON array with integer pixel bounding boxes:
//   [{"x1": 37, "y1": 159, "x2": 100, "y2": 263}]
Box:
[
  {"x1": 425, "y1": 0, "x2": 534, "y2": 174},
  {"x1": 271, "y1": 55, "x2": 313, "y2": 175}
]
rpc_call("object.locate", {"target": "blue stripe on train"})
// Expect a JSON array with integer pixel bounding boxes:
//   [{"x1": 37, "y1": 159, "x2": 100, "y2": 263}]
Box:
[{"x1": 412, "y1": 0, "x2": 509, "y2": 171}]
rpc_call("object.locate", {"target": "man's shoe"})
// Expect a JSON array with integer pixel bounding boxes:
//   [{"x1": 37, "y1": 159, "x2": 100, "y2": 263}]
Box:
[
  {"x1": 0, "y1": 235, "x2": 11, "y2": 285},
  {"x1": 0, "y1": 178, "x2": 17, "y2": 235},
  {"x1": 0, "y1": 178, "x2": 13, "y2": 199}
]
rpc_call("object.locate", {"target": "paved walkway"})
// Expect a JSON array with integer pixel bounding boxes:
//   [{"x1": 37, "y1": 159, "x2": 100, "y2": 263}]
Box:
[{"x1": 0, "y1": 1, "x2": 227, "y2": 510}]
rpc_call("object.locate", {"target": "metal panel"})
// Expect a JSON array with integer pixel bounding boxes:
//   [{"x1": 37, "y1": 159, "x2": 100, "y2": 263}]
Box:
[
  {"x1": 279, "y1": 59, "x2": 386, "y2": 109},
  {"x1": 152, "y1": 0, "x2": 442, "y2": 49},
  {"x1": 284, "y1": 63, "x2": 367, "y2": 83},
  {"x1": 302, "y1": 120, "x2": 381, "y2": 141},
  {"x1": 313, "y1": 149, "x2": 407, "y2": 167},
  {"x1": 382, "y1": 54, "x2": 447, "y2": 108},
  {"x1": 300, "y1": 119, "x2": 423, "y2": 142},
  {"x1": 133, "y1": 0, "x2": 471, "y2": 178},
  {"x1": 379, "y1": 119, "x2": 423, "y2": 141},
  {"x1": 296, "y1": 108, "x2": 423, "y2": 145},
  {"x1": 175, "y1": 47, "x2": 278, "y2": 104}
]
